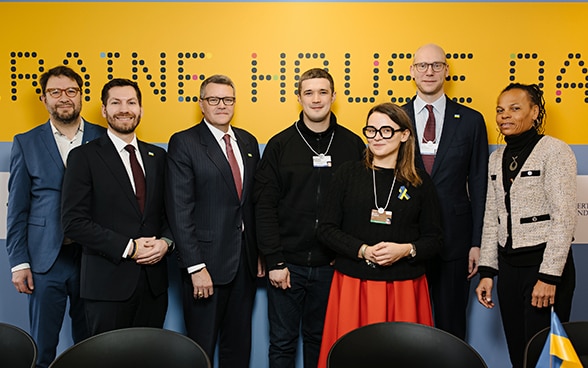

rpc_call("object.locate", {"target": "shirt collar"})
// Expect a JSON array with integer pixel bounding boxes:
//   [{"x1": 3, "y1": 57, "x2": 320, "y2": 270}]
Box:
[
  {"x1": 414, "y1": 94, "x2": 446, "y2": 115},
  {"x1": 107, "y1": 129, "x2": 138, "y2": 153},
  {"x1": 50, "y1": 119, "x2": 85, "y2": 138},
  {"x1": 204, "y1": 119, "x2": 236, "y2": 142}
]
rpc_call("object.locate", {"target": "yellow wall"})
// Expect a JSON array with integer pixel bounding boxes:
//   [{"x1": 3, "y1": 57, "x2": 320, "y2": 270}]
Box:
[{"x1": 1, "y1": 2, "x2": 587, "y2": 144}]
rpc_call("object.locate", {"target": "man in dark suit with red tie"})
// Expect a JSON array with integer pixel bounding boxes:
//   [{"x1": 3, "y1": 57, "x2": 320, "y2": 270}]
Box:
[
  {"x1": 165, "y1": 75, "x2": 262, "y2": 367},
  {"x1": 402, "y1": 44, "x2": 489, "y2": 340},
  {"x1": 62, "y1": 78, "x2": 172, "y2": 335}
]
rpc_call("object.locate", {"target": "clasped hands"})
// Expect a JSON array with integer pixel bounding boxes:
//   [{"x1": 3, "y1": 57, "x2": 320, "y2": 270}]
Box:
[
  {"x1": 133, "y1": 236, "x2": 168, "y2": 265},
  {"x1": 361, "y1": 241, "x2": 412, "y2": 267}
]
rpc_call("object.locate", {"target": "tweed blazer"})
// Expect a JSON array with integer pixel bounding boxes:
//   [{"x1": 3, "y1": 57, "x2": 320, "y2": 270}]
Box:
[{"x1": 479, "y1": 135, "x2": 577, "y2": 277}]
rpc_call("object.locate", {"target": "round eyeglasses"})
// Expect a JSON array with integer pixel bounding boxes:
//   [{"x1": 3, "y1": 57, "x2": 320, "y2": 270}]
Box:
[
  {"x1": 201, "y1": 96, "x2": 236, "y2": 106},
  {"x1": 413, "y1": 62, "x2": 447, "y2": 73},
  {"x1": 362, "y1": 126, "x2": 403, "y2": 139},
  {"x1": 45, "y1": 88, "x2": 81, "y2": 98}
]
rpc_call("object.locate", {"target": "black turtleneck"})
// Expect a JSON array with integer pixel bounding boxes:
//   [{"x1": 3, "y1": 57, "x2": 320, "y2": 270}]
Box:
[
  {"x1": 499, "y1": 128, "x2": 547, "y2": 270},
  {"x1": 502, "y1": 128, "x2": 543, "y2": 192}
]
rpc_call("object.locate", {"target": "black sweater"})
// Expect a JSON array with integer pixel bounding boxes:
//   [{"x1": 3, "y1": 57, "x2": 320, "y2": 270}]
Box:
[
  {"x1": 254, "y1": 113, "x2": 366, "y2": 270},
  {"x1": 318, "y1": 162, "x2": 443, "y2": 281}
]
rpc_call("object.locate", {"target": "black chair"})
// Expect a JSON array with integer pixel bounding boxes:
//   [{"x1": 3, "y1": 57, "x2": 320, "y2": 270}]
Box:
[
  {"x1": 0, "y1": 322, "x2": 37, "y2": 368},
  {"x1": 524, "y1": 321, "x2": 588, "y2": 368},
  {"x1": 327, "y1": 321, "x2": 487, "y2": 368},
  {"x1": 49, "y1": 327, "x2": 210, "y2": 368}
]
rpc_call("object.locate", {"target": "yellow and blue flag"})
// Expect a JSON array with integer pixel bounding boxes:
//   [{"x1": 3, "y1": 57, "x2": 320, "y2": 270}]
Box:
[{"x1": 535, "y1": 309, "x2": 582, "y2": 368}]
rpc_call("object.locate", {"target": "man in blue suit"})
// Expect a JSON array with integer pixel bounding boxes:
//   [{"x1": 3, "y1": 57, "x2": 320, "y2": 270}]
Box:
[
  {"x1": 402, "y1": 44, "x2": 488, "y2": 340},
  {"x1": 6, "y1": 65, "x2": 105, "y2": 368}
]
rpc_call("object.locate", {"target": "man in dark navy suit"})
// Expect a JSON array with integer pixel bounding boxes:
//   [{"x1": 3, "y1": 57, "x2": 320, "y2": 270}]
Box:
[
  {"x1": 403, "y1": 43, "x2": 489, "y2": 340},
  {"x1": 166, "y1": 75, "x2": 262, "y2": 367},
  {"x1": 7, "y1": 65, "x2": 105, "y2": 368}
]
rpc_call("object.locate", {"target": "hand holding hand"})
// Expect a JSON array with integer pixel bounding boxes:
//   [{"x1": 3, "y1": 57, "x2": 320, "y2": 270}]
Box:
[
  {"x1": 135, "y1": 237, "x2": 167, "y2": 265},
  {"x1": 371, "y1": 242, "x2": 411, "y2": 267}
]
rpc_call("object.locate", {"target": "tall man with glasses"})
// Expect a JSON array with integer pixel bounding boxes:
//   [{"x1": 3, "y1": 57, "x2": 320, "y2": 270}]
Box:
[
  {"x1": 402, "y1": 44, "x2": 489, "y2": 340},
  {"x1": 166, "y1": 75, "x2": 262, "y2": 367},
  {"x1": 255, "y1": 68, "x2": 365, "y2": 368},
  {"x1": 7, "y1": 65, "x2": 105, "y2": 368}
]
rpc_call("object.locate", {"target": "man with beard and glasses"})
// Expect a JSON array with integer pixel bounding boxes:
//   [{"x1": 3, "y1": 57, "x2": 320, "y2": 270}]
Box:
[
  {"x1": 7, "y1": 65, "x2": 105, "y2": 368},
  {"x1": 62, "y1": 78, "x2": 172, "y2": 336}
]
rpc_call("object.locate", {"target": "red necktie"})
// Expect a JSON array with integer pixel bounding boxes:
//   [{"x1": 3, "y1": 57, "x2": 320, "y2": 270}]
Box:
[
  {"x1": 124, "y1": 145, "x2": 146, "y2": 212},
  {"x1": 422, "y1": 105, "x2": 436, "y2": 174},
  {"x1": 223, "y1": 134, "x2": 242, "y2": 199}
]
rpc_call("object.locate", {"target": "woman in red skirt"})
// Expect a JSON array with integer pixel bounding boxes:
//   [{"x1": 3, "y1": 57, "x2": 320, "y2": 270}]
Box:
[{"x1": 316, "y1": 103, "x2": 443, "y2": 368}]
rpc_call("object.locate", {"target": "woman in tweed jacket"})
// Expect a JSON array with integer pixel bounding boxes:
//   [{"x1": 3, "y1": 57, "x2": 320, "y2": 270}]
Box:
[{"x1": 475, "y1": 83, "x2": 577, "y2": 368}]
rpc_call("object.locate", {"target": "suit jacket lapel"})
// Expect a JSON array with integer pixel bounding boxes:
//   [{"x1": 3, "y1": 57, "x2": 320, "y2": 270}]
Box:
[
  {"x1": 96, "y1": 136, "x2": 142, "y2": 215},
  {"x1": 81, "y1": 119, "x2": 101, "y2": 144},
  {"x1": 39, "y1": 121, "x2": 65, "y2": 173},
  {"x1": 405, "y1": 102, "x2": 426, "y2": 171},
  {"x1": 234, "y1": 129, "x2": 254, "y2": 202},
  {"x1": 197, "y1": 123, "x2": 240, "y2": 200},
  {"x1": 432, "y1": 97, "x2": 460, "y2": 176},
  {"x1": 138, "y1": 141, "x2": 157, "y2": 215}
]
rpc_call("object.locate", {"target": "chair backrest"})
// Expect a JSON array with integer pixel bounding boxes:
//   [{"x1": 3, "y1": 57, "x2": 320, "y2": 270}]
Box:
[
  {"x1": 0, "y1": 322, "x2": 37, "y2": 368},
  {"x1": 524, "y1": 320, "x2": 588, "y2": 368},
  {"x1": 327, "y1": 321, "x2": 487, "y2": 368},
  {"x1": 49, "y1": 327, "x2": 210, "y2": 368}
]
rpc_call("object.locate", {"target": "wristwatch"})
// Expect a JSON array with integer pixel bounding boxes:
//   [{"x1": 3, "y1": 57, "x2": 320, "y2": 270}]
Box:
[{"x1": 409, "y1": 243, "x2": 417, "y2": 258}]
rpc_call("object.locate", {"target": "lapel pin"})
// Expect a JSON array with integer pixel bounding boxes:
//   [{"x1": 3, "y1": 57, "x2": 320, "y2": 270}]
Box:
[
  {"x1": 398, "y1": 186, "x2": 411, "y2": 200},
  {"x1": 247, "y1": 153, "x2": 253, "y2": 157},
  {"x1": 454, "y1": 114, "x2": 460, "y2": 119},
  {"x1": 148, "y1": 151, "x2": 154, "y2": 156}
]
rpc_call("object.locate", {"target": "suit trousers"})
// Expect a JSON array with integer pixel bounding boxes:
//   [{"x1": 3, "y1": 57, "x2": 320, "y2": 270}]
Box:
[
  {"x1": 29, "y1": 244, "x2": 88, "y2": 368},
  {"x1": 84, "y1": 267, "x2": 168, "y2": 336},
  {"x1": 426, "y1": 255, "x2": 470, "y2": 340},
  {"x1": 182, "y1": 246, "x2": 256, "y2": 368},
  {"x1": 497, "y1": 252, "x2": 575, "y2": 368}
]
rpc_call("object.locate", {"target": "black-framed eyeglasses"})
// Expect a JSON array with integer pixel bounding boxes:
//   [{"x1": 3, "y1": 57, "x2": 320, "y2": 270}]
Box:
[
  {"x1": 413, "y1": 62, "x2": 447, "y2": 73},
  {"x1": 362, "y1": 126, "x2": 403, "y2": 139},
  {"x1": 45, "y1": 87, "x2": 81, "y2": 98},
  {"x1": 201, "y1": 96, "x2": 236, "y2": 106}
]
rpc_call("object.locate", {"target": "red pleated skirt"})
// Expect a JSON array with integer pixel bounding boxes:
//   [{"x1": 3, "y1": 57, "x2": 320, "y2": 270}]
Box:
[{"x1": 317, "y1": 271, "x2": 433, "y2": 368}]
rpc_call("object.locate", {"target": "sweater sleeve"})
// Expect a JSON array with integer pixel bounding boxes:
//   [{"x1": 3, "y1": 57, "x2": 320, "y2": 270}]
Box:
[
  {"x1": 479, "y1": 150, "x2": 501, "y2": 273},
  {"x1": 254, "y1": 139, "x2": 287, "y2": 269},
  {"x1": 317, "y1": 163, "x2": 365, "y2": 259},
  {"x1": 538, "y1": 139, "x2": 577, "y2": 279}
]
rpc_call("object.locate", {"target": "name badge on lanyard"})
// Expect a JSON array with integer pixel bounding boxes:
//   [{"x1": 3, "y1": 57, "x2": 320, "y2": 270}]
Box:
[
  {"x1": 313, "y1": 154, "x2": 332, "y2": 168},
  {"x1": 370, "y1": 209, "x2": 392, "y2": 225},
  {"x1": 421, "y1": 141, "x2": 438, "y2": 155}
]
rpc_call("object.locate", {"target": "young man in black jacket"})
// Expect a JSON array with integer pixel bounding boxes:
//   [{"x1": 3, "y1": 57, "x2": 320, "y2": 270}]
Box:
[{"x1": 254, "y1": 68, "x2": 365, "y2": 368}]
